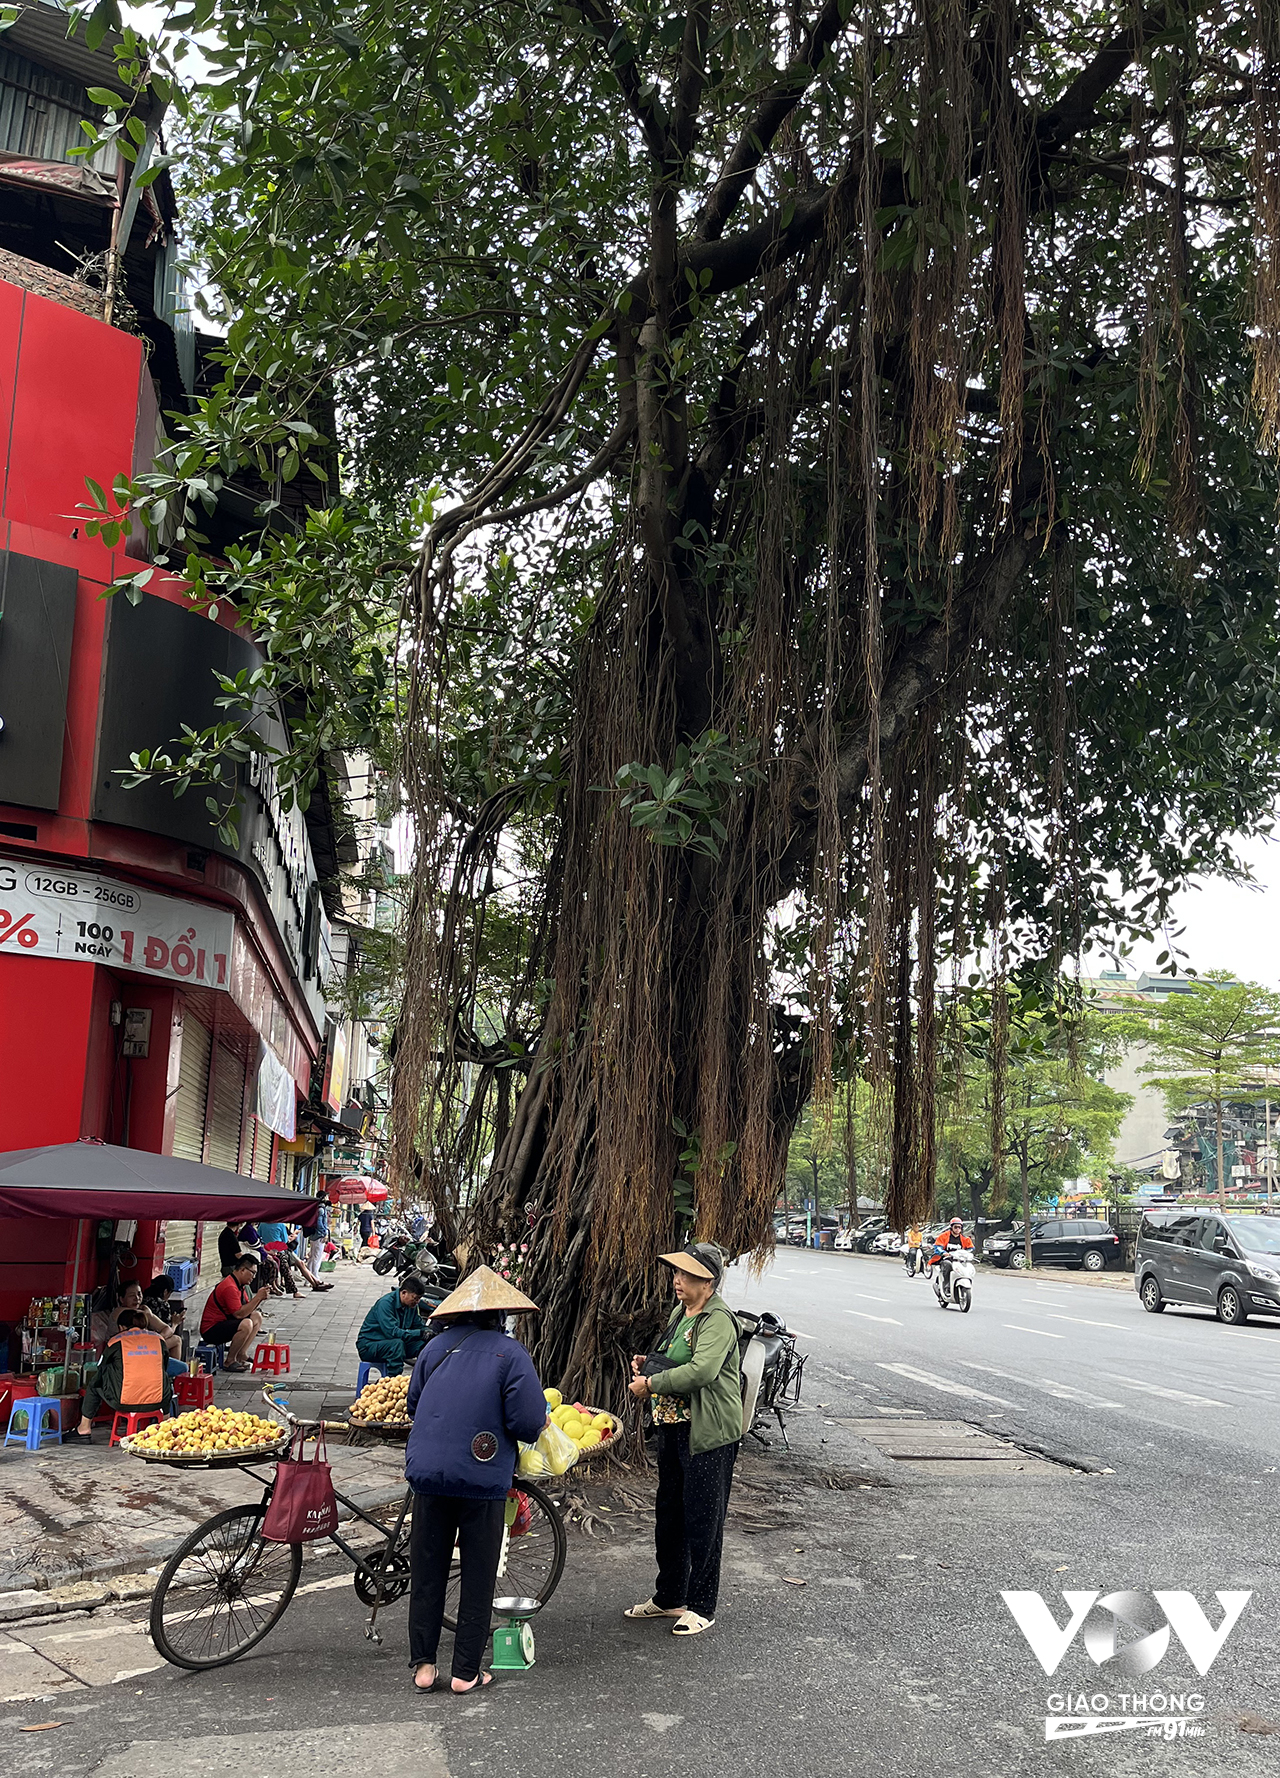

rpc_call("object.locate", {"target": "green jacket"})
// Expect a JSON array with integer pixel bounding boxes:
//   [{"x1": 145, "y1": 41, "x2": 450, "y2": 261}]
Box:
[
  {"x1": 358, "y1": 1289, "x2": 426, "y2": 1357},
  {"x1": 646, "y1": 1293, "x2": 743, "y2": 1455}
]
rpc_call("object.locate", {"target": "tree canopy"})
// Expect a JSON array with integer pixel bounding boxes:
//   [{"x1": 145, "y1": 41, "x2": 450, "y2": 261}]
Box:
[{"x1": 81, "y1": 0, "x2": 1280, "y2": 1398}]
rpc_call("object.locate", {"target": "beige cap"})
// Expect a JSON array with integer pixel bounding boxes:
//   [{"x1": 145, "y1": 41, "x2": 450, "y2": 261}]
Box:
[
  {"x1": 428, "y1": 1264, "x2": 539, "y2": 1317},
  {"x1": 658, "y1": 1243, "x2": 722, "y2": 1284}
]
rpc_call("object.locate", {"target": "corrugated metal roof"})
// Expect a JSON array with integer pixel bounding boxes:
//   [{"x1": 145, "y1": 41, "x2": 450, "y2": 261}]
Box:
[{"x1": 0, "y1": 45, "x2": 117, "y2": 173}]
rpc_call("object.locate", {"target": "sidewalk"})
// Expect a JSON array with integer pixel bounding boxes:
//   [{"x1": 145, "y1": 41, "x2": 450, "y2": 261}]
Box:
[{"x1": 0, "y1": 1257, "x2": 398, "y2": 1597}]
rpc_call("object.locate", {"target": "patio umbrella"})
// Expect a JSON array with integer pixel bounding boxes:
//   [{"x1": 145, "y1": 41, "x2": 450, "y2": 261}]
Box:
[{"x1": 0, "y1": 1140, "x2": 322, "y2": 1228}]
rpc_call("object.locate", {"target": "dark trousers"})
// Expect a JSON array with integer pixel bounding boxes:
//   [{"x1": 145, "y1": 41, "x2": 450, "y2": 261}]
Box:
[
  {"x1": 653, "y1": 1422, "x2": 738, "y2": 1619},
  {"x1": 408, "y1": 1492, "x2": 505, "y2": 1681}
]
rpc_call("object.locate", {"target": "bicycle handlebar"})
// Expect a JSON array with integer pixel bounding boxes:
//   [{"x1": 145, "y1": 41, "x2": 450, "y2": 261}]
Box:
[{"x1": 261, "y1": 1385, "x2": 351, "y2": 1434}]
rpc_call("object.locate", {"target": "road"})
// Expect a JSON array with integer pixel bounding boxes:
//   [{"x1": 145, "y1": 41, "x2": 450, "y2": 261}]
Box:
[
  {"x1": 725, "y1": 1248, "x2": 1280, "y2": 1476},
  {"x1": 5, "y1": 1253, "x2": 1278, "y2": 1778}
]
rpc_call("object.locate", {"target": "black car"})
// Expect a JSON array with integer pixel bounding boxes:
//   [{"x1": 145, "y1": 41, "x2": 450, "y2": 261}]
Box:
[{"x1": 983, "y1": 1218, "x2": 1122, "y2": 1272}]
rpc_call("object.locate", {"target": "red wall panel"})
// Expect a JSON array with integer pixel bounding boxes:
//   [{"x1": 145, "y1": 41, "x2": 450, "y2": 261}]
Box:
[
  {"x1": 0, "y1": 952, "x2": 94, "y2": 1147},
  {"x1": 0, "y1": 280, "x2": 23, "y2": 521},
  {"x1": 1, "y1": 288, "x2": 141, "y2": 570}
]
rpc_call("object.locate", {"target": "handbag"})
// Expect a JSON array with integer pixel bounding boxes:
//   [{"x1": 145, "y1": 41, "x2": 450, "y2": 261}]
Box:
[{"x1": 261, "y1": 1429, "x2": 339, "y2": 1543}]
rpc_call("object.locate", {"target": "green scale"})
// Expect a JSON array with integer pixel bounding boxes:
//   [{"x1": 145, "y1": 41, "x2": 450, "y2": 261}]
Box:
[{"x1": 491, "y1": 1596, "x2": 539, "y2": 1670}]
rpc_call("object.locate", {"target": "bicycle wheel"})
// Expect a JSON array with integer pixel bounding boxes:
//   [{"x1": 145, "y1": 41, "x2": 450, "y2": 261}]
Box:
[
  {"x1": 149, "y1": 1504, "x2": 303, "y2": 1671},
  {"x1": 441, "y1": 1480, "x2": 566, "y2": 1632}
]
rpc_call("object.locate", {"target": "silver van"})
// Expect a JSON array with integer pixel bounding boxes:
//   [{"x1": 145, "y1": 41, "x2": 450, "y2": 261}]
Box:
[{"x1": 1134, "y1": 1211, "x2": 1280, "y2": 1324}]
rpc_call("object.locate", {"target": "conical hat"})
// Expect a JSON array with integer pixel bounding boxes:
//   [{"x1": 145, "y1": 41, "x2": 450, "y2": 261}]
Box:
[{"x1": 428, "y1": 1264, "x2": 538, "y2": 1317}]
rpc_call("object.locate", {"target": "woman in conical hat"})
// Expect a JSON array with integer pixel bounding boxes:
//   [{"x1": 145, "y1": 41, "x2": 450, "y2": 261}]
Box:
[{"x1": 403, "y1": 1265, "x2": 547, "y2": 1694}]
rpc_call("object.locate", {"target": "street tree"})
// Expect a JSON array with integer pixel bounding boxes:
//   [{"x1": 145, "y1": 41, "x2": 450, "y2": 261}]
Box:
[
  {"x1": 939, "y1": 1010, "x2": 1131, "y2": 1262},
  {"x1": 84, "y1": 1, "x2": 1280, "y2": 1402},
  {"x1": 1136, "y1": 976, "x2": 1280, "y2": 1208}
]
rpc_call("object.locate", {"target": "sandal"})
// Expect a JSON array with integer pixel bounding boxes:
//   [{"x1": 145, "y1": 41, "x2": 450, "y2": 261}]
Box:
[
  {"x1": 450, "y1": 1671, "x2": 492, "y2": 1692},
  {"x1": 223, "y1": 1360, "x2": 251, "y2": 1373},
  {"x1": 623, "y1": 1598, "x2": 686, "y2": 1619},
  {"x1": 672, "y1": 1610, "x2": 714, "y2": 1636},
  {"x1": 413, "y1": 1662, "x2": 438, "y2": 1692}
]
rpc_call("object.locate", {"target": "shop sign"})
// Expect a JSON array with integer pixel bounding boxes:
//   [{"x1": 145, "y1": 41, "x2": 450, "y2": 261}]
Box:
[{"x1": 0, "y1": 852, "x2": 234, "y2": 990}]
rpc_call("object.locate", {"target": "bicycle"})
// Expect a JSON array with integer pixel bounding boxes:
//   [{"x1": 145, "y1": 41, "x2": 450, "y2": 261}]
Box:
[{"x1": 145, "y1": 1392, "x2": 566, "y2": 1672}]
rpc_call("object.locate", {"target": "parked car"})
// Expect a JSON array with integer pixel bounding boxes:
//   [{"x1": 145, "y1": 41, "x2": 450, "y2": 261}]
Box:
[
  {"x1": 834, "y1": 1228, "x2": 857, "y2": 1251},
  {"x1": 870, "y1": 1229, "x2": 903, "y2": 1255},
  {"x1": 1134, "y1": 1211, "x2": 1280, "y2": 1324},
  {"x1": 983, "y1": 1218, "x2": 1122, "y2": 1272},
  {"x1": 854, "y1": 1220, "x2": 889, "y2": 1252}
]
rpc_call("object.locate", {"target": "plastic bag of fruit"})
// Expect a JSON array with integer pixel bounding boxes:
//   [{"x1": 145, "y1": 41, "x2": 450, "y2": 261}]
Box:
[{"x1": 517, "y1": 1419, "x2": 580, "y2": 1478}]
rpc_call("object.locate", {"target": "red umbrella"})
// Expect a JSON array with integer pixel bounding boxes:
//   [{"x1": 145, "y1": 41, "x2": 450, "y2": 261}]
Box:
[
  {"x1": 363, "y1": 1181, "x2": 390, "y2": 1203},
  {"x1": 326, "y1": 1176, "x2": 390, "y2": 1204}
]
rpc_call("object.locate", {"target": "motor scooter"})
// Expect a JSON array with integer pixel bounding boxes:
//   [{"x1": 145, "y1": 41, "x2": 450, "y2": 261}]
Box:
[{"x1": 930, "y1": 1246, "x2": 975, "y2": 1311}]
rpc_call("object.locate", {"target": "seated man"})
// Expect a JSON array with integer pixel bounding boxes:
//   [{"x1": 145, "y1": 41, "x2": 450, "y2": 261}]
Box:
[
  {"x1": 356, "y1": 1273, "x2": 429, "y2": 1377},
  {"x1": 199, "y1": 1255, "x2": 270, "y2": 1372},
  {"x1": 75, "y1": 1310, "x2": 172, "y2": 1439}
]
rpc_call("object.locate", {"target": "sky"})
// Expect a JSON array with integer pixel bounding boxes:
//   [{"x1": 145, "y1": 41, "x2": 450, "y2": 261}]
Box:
[{"x1": 1084, "y1": 830, "x2": 1280, "y2": 989}]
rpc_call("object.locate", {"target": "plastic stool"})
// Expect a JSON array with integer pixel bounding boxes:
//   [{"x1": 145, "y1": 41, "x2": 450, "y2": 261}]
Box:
[
  {"x1": 174, "y1": 1373, "x2": 214, "y2": 1410},
  {"x1": 193, "y1": 1344, "x2": 225, "y2": 1373},
  {"x1": 251, "y1": 1342, "x2": 290, "y2": 1375},
  {"x1": 109, "y1": 1408, "x2": 165, "y2": 1448},
  {"x1": 355, "y1": 1360, "x2": 386, "y2": 1393},
  {"x1": 4, "y1": 1395, "x2": 63, "y2": 1451}
]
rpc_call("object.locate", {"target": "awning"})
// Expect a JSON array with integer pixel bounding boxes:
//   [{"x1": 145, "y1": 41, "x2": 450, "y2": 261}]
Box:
[{"x1": 0, "y1": 1142, "x2": 322, "y2": 1229}]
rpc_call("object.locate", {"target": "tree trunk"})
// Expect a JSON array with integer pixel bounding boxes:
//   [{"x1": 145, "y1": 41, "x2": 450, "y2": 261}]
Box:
[{"x1": 1215, "y1": 1095, "x2": 1226, "y2": 1210}]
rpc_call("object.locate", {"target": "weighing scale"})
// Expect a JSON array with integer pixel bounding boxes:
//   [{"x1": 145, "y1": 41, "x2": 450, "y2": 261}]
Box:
[{"x1": 491, "y1": 1595, "x2": 541, "y2": 1670}]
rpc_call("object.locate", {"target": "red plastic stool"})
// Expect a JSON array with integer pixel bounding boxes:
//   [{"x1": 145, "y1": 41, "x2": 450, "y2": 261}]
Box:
[
  {"x1": 174, "y1": 1373, "x2": 214, "y2": 1410},
  {"x1": 109, "y1": 1408, "x2": 166, "y2": 1447},
  {"x1": 250, "y1": 1343, "x2": 290, "y2": 1375}
]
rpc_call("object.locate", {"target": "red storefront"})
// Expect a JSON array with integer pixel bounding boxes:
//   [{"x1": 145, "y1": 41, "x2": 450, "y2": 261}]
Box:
[{"x1": 0, "y1": 276, "x2": 330, "y2": 1332}]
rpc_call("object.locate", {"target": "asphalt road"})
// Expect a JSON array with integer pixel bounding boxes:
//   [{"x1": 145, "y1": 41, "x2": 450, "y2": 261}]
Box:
[
  {"x1": 5, "y1": 1253, "x2": 1278, "y2": 1778},
  {"x1": 725, "y1": 1248, "x2": 1280, "y2": 1476}
]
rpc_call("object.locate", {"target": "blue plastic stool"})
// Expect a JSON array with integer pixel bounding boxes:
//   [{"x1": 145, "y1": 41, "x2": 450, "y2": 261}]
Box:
[
  {"x1": 194, "y1": 1344, "x2": 225, "y2": 1374},
  {"x1": 4, "y1": 1395, "x2": 63, "y2": 1451},
  {"x1": 356, "y1": 1360, "x2": 387, "y2": 1393}
]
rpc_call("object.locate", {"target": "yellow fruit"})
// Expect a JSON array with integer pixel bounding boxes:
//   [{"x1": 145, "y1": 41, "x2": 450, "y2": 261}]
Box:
[
  {"x1": 544, "y1": 1388, "x2": 562, "y2": 1409},
  {"x1": 579, "y1": 1429, "x2": 602, "y2": 1449},
  {"x1": 591, "y1": 1412, "x2": 611, "y2": 1431}
]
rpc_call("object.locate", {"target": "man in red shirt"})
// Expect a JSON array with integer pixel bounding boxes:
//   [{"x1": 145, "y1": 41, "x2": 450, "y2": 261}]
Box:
[{"x1": 200, "y1": 1256, "x2": 269, "y2": 1371}]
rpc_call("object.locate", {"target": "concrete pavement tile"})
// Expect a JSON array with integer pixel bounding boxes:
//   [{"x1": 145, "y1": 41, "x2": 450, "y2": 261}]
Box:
[
  {"x1": 8, "y1": 1618, "x2": 164, "y2": 1686},
  {"x1": 93, "y1": 1721, "x2": 451, "y2": 1777},
  {"x1": 0, "y1": 1630, "x2": 89, "y2": 1702}
]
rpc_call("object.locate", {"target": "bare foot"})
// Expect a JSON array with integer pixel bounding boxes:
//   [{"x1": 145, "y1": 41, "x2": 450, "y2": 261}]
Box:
[
  {"x1": 450, "y1": 1672, "x2": 492, "y2": 1692},
  {"x1": 413, "y1": 1662, "x2": 437, "y2": 1691}
]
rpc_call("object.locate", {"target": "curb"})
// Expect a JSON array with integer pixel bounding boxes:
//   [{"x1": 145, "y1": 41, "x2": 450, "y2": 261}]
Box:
[{"x1": 0, "y1": 1480, "x2": 409, "y2": 1617}]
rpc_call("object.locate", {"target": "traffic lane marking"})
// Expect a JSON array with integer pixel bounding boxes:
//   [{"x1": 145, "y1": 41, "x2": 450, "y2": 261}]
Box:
[
  {"x1": 1046, "y1": 1313, "x2": 1128, "y2": 1331},
  {"x1": 876, "y1": 1362, "x2": 1012, "y2": 1406},
  {"x1": 1108, "y1": 1374, "x2": 1229, "y2": 1407},
  {"x1": 956, "y1": 1360, "x2": 1125, "y2": 1409},
  {"x1": 854, "y1": 1293, "x2": 891, "y2": 1302},
  {"x1": 1003, "y1": 1324, "x2": 1065, "y2": 1338},
  {"x1": 844, "y1": 1310, "x2": 903, "y2": 1325}
]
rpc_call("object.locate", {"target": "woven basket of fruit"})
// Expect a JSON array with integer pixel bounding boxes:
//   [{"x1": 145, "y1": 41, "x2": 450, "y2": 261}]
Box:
[
  {"x1": 347, "y1": 1371, "x2": 412, "y2": 1434},
  {"x1": 543, "y1": 1390, "x2": 623, "y2": 1458},
  {"x1": 121, "y1": 1407, "x2": 289, "y2": 1465}
]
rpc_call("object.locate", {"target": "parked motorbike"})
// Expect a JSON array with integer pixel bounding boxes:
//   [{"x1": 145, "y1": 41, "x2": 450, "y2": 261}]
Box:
[
  {"x1": 737, "y1": 1308, "x2": 805, "y2": 1448},
  {"x1": 930, "y1": 1246, "x2": 975, "y2": 1312}
]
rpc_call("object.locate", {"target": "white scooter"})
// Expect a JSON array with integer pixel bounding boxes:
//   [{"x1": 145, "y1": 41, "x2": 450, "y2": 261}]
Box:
[{"x1": 930, "y1": 1246, "x2": 975, "y2": 1312}]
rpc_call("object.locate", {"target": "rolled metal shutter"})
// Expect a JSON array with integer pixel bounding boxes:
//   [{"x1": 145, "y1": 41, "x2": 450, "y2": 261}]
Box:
[
  {"x1": 167, "y1": 1009, "x2": 212, "y2": 1261},
  {"x1": 276, "y1": 1151, "x2": 294, "y2": 1193},
  {"x1": 207, "y1": 1041, "x2": 246, "y2": 1173},
  {"x1": 249, "y1": 1117, "x2": 274, "y2": 1182}
]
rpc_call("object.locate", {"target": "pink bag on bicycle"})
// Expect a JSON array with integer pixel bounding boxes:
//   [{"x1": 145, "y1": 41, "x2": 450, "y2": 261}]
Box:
[{"x1": 261, "y1": 1429, "x2": 338, "y2": 1542}]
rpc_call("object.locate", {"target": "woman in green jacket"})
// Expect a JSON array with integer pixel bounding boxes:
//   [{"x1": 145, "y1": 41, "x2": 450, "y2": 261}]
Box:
[{"x1": 625, "y1": 1242, "x2": 742, "y2": 1637}]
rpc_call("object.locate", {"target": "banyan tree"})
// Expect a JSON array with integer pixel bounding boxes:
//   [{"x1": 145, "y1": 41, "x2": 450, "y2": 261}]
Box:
[{"x1": 108, "y1": 0, "x2": 1280, "y2": 1402}]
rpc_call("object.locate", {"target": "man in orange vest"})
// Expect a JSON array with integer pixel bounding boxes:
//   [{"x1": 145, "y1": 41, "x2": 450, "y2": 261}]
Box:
[{"x1": 74, "y1": 1311, "x2": 173, "y2": 1440}]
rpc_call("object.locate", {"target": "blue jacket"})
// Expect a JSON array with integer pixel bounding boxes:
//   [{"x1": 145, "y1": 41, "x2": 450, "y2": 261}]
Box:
[{"x1": 404, "y1": 1327, "x2": 547, "y2": 1501}]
